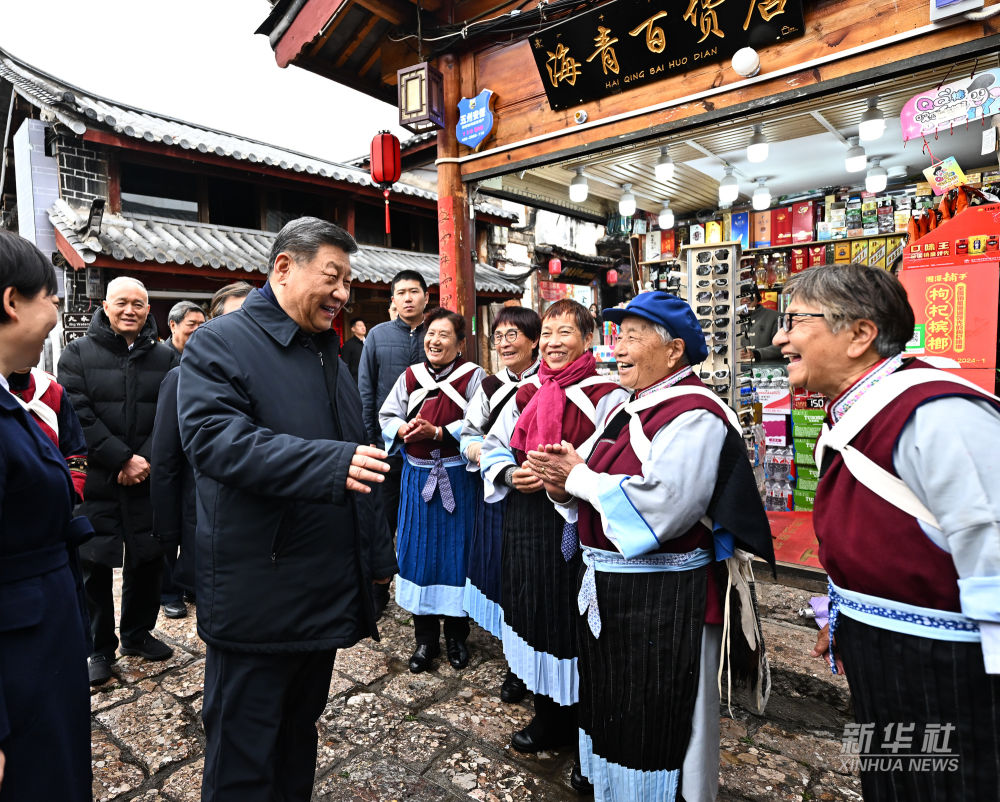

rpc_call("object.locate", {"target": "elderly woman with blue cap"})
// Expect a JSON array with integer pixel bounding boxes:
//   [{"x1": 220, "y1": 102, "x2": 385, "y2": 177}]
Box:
[{"x1": 527, "y1": 291, "x2": 774, "y2": 802}]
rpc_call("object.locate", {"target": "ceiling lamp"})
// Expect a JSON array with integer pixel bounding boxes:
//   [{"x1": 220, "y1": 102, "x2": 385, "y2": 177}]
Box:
[
  {"x1": 752, "y1": 178, "x2": 771, "y2": 211},
  {"x1": 618, "y1": 183, "x2": 636, "y2": 217},
  {"x1": 658, "y1": 200, "x2": 674, "y2": 230},
  {"x1": 866, "y1": 157, "x2": 888, "y2": 194},
  {"x1": 718, "y1": 165, "x2": 739, "y2": 205},
  {"x1": 747, "y1": 124, "x2": 769, "y2": 163},
  {"x1": 655, "y1": 146, "x2": 675, "y2": 182},
  {"x1": 845, "y1": 136, "x2": 867, "y2": 173},
  {"x1": 569, "y1": 167, "x2": 589, "y2": 203},
  {"x1": 858, "y1": 97, "x2": 886, "y2": 142},
  {"x1": 732, "y1": 47, "x2": 760, "y2": 78}
]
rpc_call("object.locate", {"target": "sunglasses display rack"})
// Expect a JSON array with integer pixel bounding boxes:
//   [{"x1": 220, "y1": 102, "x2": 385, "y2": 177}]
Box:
[{"x1": 678, "y1": 243, "x2": 744, "y2": 410}]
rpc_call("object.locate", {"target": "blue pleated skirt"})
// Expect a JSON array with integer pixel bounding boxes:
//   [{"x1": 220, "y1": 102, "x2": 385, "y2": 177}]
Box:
[
  {"x1": 395, "y1": 455, "x2": 475, "y2": 617},
  {"x1": 463, "y1": 483, "x2": 506, "y2": 638}
]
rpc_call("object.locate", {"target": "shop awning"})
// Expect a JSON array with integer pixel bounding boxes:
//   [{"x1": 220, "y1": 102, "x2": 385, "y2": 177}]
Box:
[
  {"x1": 534, "y1": 244, "x2": 614, "y2": 286},
  {"x1": 48, "y1": 199, "x2": 527, "y2": 296}
]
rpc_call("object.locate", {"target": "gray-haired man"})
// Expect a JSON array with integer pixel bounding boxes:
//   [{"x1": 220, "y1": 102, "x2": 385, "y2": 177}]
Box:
[{"x1": 165, "y1": 300, "x2": 205, "y2": 355}]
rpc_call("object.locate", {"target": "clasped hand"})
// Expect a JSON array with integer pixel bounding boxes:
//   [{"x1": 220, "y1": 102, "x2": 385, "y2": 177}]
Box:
[
  {"x1": 117, "y1": 454, "x2": 150, "y2": 486},
  {"x1": 399, "y1": 417, "x2": 438, "y2": 444},
  {"x1": 518, "y1": 441, "x2": 584, "y2": 500}
]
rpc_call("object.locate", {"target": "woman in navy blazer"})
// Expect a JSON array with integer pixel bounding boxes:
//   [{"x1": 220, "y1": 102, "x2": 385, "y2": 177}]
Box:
[{"x1": 0, "y1": 233, "x2": 93, "y2": 800}]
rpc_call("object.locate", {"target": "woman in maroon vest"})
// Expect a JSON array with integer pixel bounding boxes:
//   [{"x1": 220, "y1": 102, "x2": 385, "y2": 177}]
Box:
[
  {"x1": 379, "y1": 308, "x2": 485, "y2": 673},
  {"x1": 526, "y1": 292, "x2": 773, "y2": 801},
  {"x1": 776, "y1": 263, "x2": 1000, "y2": 800},
  {"x1": 481, "y1": 298, "x2": 627, "y2": 793}
]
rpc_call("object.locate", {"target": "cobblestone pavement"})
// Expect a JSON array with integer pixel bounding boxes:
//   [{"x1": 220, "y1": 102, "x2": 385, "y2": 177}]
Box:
[{"x1": 92, "y1": 574, "x2": 862, "y2": 801}]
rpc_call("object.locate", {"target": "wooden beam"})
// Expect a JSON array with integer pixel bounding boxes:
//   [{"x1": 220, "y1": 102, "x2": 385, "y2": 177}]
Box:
[
  {"x1": 332, "y1": 14, "x2": 379, "y2": 67},
  {"x1": 54, "y1": 229, "x2": 86, "y2": 270},
  {"x1": 275, "y1": 0, "x2": 347, "y2": 68},
  {"x1": 352, "y1": 0, "x2": 409, "y2": 25}
]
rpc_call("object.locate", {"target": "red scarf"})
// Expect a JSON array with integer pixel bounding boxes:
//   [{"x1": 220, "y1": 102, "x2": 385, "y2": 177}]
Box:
[{"x1": 510, "y1": 351, "x2": 598, "y2": 453}]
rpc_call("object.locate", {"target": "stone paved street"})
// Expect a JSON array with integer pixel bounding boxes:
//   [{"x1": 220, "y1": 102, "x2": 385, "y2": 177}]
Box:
[{"x1": 92, "y1": 573, "x2": 862, "y2": 800}]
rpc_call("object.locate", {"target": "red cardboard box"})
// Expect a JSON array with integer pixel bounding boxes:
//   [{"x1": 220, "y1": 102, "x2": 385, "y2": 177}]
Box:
[
  {"x1": 660, "y1": 230, "x2": 675, "y2": 256},
  {"x1": 752, "y1": 211, "x2": 771, "y2": 248},
  {"x1": 790, "y1": 247, "x2": 807, "y2": 274},
  {"x1": 792, "y1": 201, "x2": 815, "y2": 243},
  {"x1": 807, "y1": 245, "x2": 827, "y2": 267},
  {"x1": 772, "y1": 206, "x2": 793, "y2": 247}
]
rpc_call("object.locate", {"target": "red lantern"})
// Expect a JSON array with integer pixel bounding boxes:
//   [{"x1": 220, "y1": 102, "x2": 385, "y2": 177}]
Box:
[
  {"x1": 370, "y1": 131, "x2": 401, "y2": 236},
  {"x1": 606, "y1": 268, "x2": 619, "y2": 285},
  {"x1": 548, "y1": 257, "x2": 562, "y2": 277}
]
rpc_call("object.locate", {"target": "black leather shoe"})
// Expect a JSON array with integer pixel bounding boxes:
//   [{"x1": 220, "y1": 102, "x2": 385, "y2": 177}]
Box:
[
  {"x1": 500, "y1": 670, "x2": 527, "y2": 703},
  {"x1": 570, "y1": 760, "x2": 593, "y2": 795},
  {"x1": 408, "y1": 643, "x2": 439, "y2": 673},
  {"x1": 445, "y1": 637, "x2": 469, "y2": 670},
  {"x1": 162, "y1": 600, "x2": 187, "y2": 619},
  {"x1": 120, "y1": 634, "x2": 173, "y2": 661},
  {"x1": 510, "y1": 721, "x2": 573, "y2": 753},
  {"x1": 88, "y1": 654, "x2": 113, "y2": 686}
]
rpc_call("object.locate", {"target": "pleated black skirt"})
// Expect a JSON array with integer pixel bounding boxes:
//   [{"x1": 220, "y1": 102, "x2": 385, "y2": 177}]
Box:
[
  {"x1": 463, "y1": 481, "x2": 506, "y2": 638},
  {"x1": 836, "y1": 615, "x2": 1000, "y2": 801},
  {"x1": 577, "y1": 565, "x2": 707, "y2": 774},
  {"x1": 500, "y1": 489, "x2": 582, "y2": 704}
]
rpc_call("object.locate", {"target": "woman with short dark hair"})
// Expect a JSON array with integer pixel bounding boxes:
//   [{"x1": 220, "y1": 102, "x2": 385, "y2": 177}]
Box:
[
  {"x1": 460, "y1": 305, "x2": 541, "y2": 703},
  {"x1": 481, "y1": 298, "x2": 628, "y2": 792},
  {"x1": 0, "y1": 232, "x2": 93, "y2": 800},
  {"x1": 379, "y1": 307, "x2": 486, "y2": 673}
]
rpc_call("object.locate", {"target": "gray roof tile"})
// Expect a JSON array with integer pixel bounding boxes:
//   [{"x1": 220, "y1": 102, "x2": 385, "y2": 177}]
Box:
[{"x1": 48, "y1": 200, "x2": 525, "y2": 295}]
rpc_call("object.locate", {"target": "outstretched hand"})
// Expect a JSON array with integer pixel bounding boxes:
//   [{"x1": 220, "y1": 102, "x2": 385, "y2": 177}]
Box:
[{"x1": 347, "y1": 445, "x2": 390, "y2": 493}]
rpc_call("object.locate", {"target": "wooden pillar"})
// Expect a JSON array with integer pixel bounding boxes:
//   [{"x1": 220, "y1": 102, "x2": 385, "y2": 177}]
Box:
[{"x1": 436, "y1": 54, "x2": 475, "y2": 342}]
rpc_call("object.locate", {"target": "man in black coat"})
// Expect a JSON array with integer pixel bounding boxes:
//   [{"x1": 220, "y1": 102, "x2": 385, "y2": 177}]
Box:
[
  {"x1": 177, "y1": 217, "x2": 397, "y2": 802},
  {"x1": 340, "y1": 316, "x2": 366, "y2": 384},
  {"x1": 58, "y1": 276, "x2": 179, "y2": 686}
]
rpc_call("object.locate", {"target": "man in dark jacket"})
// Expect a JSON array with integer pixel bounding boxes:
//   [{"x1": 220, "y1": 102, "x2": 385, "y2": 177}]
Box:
[
  {"x1": 739, "y1": 285, "x2": 782, "y2": 362},
  {"x1": 58, "y1": 276, "x2": 179, "y2": 686},
  {"x1": 340, "y1": 316, "x2": 366, "y2": 384},
  {"x1": 177, "y1": 217, "x2": 397, "y2": 802}
]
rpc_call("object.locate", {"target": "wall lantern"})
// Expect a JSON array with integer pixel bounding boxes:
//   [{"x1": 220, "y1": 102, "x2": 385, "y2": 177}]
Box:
[
  {"x1": 548, "y1": 257, "x2": 562, "y2": 277},
  {"x1": 397, "y1": 62, "x2": 445, "y2": 134},
  {"x1": 606, "y1": 267, "x2": 619, "y2": 286},
  {"x1": 370, "y1": 131, "x2": 402, "y2": 235}
]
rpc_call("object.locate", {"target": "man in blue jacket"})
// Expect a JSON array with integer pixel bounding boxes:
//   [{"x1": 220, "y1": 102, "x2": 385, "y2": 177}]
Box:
[{"x1": 177, "y1": 217, "x2": 397, "y2": 802}]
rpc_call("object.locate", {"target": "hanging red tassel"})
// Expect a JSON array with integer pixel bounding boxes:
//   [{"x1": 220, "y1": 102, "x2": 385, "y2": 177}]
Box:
[{"x1": 384, "y1": 189, "x2": 392, "y2": 235}]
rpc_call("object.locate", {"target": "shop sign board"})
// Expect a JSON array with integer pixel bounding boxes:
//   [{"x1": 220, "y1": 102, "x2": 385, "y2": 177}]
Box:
[
  {"x1": 900, "y1": 68, "x2": 1000, "y2": 142},
  {"x1": 529, "y1": 0, "x2": 805, "y2": 111},
  {"x1": 456, "y1": 89, "x2": 496, "y2": 151}
]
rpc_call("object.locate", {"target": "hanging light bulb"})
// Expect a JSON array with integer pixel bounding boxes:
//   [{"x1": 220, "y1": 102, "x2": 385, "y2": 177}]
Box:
[
  {"x1": 718, "y1": 165, "x2": 739, "y2": 205},
  {"x1": 569, "y1": 167, "x2": 589, "y2": 203},
  {"x1": 747, "y1": 124, "x2": 769, "y2": 163},
  {"x1": 618, "y1": 183, "x2": 636, "y2": 217},
  {"x1": 865, "y1": 157, "x2": 887, "y2": 194},
  {"x1": 858, "y1": 97, "x2": 886, "y2": 142},
  {"x1": 845, "y1": 136, "x2": 867, "y2": 173},
  {"x1": 658, "y1": 200, "x2": 674, "y2": 230},
  {"x1": 654, "y1": 146, "x2": 675, "y2": 182},
  {"x1": 752, "y1": 178, "x2": 771, "y2": 211}
]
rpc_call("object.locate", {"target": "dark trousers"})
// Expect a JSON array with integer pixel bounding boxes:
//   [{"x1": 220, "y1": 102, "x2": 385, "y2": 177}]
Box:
[
  {"x1": 381, "y1": 455, "x2": 403, "y2": 534},
  {"x1": 413, "y1": 614, "x2": 470, "y2": 645},
  {"x1": 160, "y1": 548, "x2": 182, "y2": 604},
  {"x1": 201, "y1": 646, "x2": 337, "y2": 802},
  {"x1": 82, "y1": 557, "x2": 162, "y2": 658}
]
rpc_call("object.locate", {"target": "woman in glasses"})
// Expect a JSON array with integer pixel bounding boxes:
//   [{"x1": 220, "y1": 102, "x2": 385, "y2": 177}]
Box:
[
  {"x1": 481, "y1": 299, "x2": 627, "y2": 793},
  {"x1": 525, "y1": 292, "x2": 773, "y2": 802},
  {"x1": 460, "y1": 306, "x2": 542, "y2": 704},
  {"x1": 379, "y1": 308, "x2": 485, "y2": 674}
]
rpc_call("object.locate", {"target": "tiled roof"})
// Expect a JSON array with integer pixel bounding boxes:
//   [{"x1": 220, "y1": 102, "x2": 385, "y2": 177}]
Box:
[
  {"x1": 0, "y1": 47, "x2": 516, "y2": 221},
  {"x1": 48, "y1": 200, "x2": 525, "y2": 295}
]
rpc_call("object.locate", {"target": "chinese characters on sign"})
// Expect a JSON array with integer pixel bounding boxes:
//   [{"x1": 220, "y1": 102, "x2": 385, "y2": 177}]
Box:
[
  {"x1": 531, "y1": 0, "x2": 804, "y2": 110},
  {"x1": 456, "y1": 89, "x2": 497, "y2": 150},
  {"x1": 900, "y1": 68, "x2": 1000, "y2": 142}
]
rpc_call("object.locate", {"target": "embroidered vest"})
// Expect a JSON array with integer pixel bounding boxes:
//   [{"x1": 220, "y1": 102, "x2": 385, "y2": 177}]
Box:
[
  {"x1": 10, "y1": 369, "x2": 62, "y2": 448},
  {"x1": 814, "y1": 359, "x2": 1000, "y2": 612},
  {"x1": 511, "y1": 376, "x2": 622, "y2": 463},
  {"x1": 403, "y1": 360, "x2": 479, "y2": 460}
]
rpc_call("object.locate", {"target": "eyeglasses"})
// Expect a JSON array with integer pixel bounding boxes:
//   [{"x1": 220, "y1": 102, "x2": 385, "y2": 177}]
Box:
[
  {"x1": 492, "y1": 329, "x2": 521, "y2": 345},
  {"x1": 712, "y1": 384, "x2": 731, "y2": 394},
  {"x1": 695, "y1": 264, "x2": 730, "y2": 276},
  {"x1": 696, "y1": 249, "x2": 730, "y2": 262},
  {"x1": 696, "y1": 305, "x2": 729, "y2": 316},
  {"x1": 709, "y1": 332, "x2": 728, "y2": 343},
  {"x1": 712, "y1": 317, "x2": 730, "y2": 328},
  {"x1": 778, "y1": 312, "x2": 827, "y2": 331},
  {"x1": 696, "y1": 278, "x2": 729, "y2": 288},
  {"x1": 712, "y1": 344, "x2": 728, "y2": 355}
]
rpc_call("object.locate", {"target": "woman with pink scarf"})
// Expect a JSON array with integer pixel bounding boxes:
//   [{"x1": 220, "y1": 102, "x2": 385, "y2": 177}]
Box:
[{"x1": 480, "y1": 298, "x2": 627, "y2": 793}]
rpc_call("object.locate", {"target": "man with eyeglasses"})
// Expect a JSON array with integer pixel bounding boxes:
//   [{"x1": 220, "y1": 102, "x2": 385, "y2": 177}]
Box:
[
  {"x1": 775, "y1": 263, "x2": 1000, "y2": 799},
  {"x1": 738, "y1": 284, "x2": 781, "y2": 363}
]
